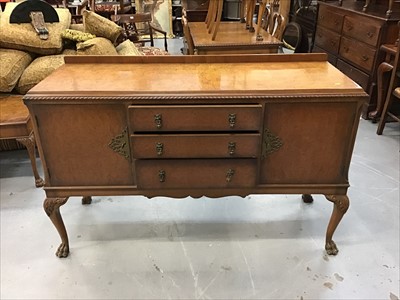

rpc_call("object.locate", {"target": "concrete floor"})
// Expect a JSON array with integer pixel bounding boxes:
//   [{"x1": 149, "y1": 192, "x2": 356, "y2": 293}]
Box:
[{"x1": 1, "y1": 116, "x2": 399, "y2": 299}]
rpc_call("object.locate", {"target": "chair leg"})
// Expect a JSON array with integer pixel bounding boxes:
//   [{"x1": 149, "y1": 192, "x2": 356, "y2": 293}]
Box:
[
  {"x1": 255, "y1": 0, "x2": 268, "y2": 41},
  {"x1": 377, "y1": 92, "x2": 395, "y2": 135},
  {"x1": 211, "y1": 0, "x2": 223, "y2": 40}
]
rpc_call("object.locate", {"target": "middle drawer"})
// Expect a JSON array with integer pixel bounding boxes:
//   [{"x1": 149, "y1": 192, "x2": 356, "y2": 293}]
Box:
[{"x1": 131, "y1": 134, "x2": 260, "y2": 158}]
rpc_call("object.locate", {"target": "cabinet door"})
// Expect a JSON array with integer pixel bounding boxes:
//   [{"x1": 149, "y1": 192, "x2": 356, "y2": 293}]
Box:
[
  {"x1": 260, "y1": 101, "x2": 360, "y2": 184},
  {"x1": 33, "y1": 104, "x2": 134, "y2": 186}
]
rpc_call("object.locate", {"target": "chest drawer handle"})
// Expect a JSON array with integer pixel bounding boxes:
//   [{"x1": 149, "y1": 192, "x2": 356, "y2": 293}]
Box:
[
  {"x1": 156, "y1": 142, "x2": 164, "y2": 156},
  {"x1": 158, "y1": 170, "x2": 166, "y2": 182},
  {"x1": 228, "y1": 142, "x2": 236, "y2": 155},
  {"x1": 343, "y1": 46, "x2": 349, "y2": 52},
  {"x1": 334, "y1": 19, "x2": 339, "y2": 26},
  {"x1": 345, "y1": 23, "x2": 353, "y2": 31},
  {"x1": 154, "y1": 114, "x2": 162, "y2": 129},
  {"x1": 330, "y1": 40, "x2": 336, "y2": 46},
  {"x1": 228, "y1": 113, "x2": 236, "y2": 128},
  {"x1": 367, "y1": 31, "x2": 374, "y2": 38},
  {"x1": 362, "y1": 55, "x2": 369, "y2": 61},
  {"x1": 226, "y1": 169, "x2": 235, "y2": 182}
]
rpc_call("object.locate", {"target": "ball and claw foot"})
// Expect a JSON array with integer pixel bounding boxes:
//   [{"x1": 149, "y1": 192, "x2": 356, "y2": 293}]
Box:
[
  {"x1": 35, "y1": 178, "x2": 45, "y2": 187},
  {"x1": 82, "y1": 196, "x2": 92, "y2": 205},
  {"x1": 325, "y1": 240, "x2": 339, "y2": 256},
  {"x1": 302, "y1": 194, "x2": 314, "y2": 203},
  {"x1": 56, "y1": 242, "x2": 69, "y2": 258}
]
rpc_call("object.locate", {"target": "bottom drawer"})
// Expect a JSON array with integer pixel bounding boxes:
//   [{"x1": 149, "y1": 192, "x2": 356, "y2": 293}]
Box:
[
  {"x1": 136, "y1": 159, "x2": 257, "y2": 189},
  {"x1": 336, "y1": 59, "x2": 369, "y2": 91}
]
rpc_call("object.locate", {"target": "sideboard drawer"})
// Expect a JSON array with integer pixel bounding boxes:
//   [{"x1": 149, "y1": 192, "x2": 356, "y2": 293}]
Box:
[
  {"x1": 317, "y1": 5, "x2": 344, "y2": 33},
  {"x1": 339, "y1": 36, "x2": 376, "y2": 72},
  {"x1": 131, "y1": 133, "x2": 260, "y2": 158},
  {"x1": 129, "y1": 105, "x2": 262, "y2": 132},
  {"x1": 342, "y1": 15, "x2": 381, "y2": 47},
  {"x1": 314, "y1": 27, "x2": 341, "y2": 55},
  {"x1": 136, "y1": 159, "x2": 257, "y2": 189}
]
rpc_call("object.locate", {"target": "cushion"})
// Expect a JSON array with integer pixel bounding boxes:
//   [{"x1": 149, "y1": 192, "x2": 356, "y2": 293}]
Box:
[
  {"x1": 62, "y1": 48, "x2": 77, "y2": 55},
  {"x1": 83, "y1": 10, "x2": 123, "y2": 44},
  {"x1": 76, "y1": 37, "x2": 118, "y2": 55},
  {"x1": 116, "y1": 40, "x2": 142, "y2": 56},
  {"x1": 61, "y1": 29, "x2": 95, "y2": 42},
  {"x1": 0, "y1": 3, "x2": 71, "y2": 55},
  {"x1": 138, "y1": 46, "x2": 170, "y2": 56},
  {"x1": 0, "y1": 48, "x2": 33, "y2": 92},
  {"x1": 69, "y1": 23, "x2": 85, "y2": 32},
  {"x1": 16, "y1": 55, "x2": 65, "y2": 94}
]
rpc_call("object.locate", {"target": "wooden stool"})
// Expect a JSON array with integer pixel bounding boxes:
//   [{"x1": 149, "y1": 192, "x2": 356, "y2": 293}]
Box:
[{"x1": 0, "y1": 95, "x2": 44, "y2": 187}]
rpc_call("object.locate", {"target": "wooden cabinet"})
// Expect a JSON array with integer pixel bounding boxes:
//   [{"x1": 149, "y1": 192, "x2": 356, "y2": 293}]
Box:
[
  {"x1": 313, "y1": 1, "x2": 399, "y2": 118},
  {"x1": 24, "y1": 55, "x2": 367, "y2": 258}
]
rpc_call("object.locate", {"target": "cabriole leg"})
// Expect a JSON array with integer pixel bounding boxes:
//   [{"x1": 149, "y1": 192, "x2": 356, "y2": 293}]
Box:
[
  {"x1": 43, "y1": 197, "x2": 69, "y2": 258},
  {"x1": 325, "y1": 195, "x2": 350, "y2": 255},
  {"x1": 16, "y1": 132, "x2": 44, "y2": 187}
]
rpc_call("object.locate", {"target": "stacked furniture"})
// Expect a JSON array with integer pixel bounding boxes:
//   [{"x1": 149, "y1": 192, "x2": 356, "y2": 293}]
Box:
[{"x1": 313, "y1": 0, "x2": 400, "y2": 119}]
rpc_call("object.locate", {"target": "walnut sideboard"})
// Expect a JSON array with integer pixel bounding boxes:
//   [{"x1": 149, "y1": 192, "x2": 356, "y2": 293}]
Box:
[{"x1": 24, "y1": 54, "x2": 367, "y2": 258}]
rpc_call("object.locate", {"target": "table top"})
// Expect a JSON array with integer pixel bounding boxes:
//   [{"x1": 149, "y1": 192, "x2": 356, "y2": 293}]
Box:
[
  {"x1": 27, "y1": 55, "x2": 366, "y2": 97},
  {"x1": 189, "y1": 22, "x2": 283, "y2": 48}
]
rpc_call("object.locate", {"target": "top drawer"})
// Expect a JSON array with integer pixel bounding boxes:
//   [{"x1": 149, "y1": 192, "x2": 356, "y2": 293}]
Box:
[
  {"x1": 318, "y1": 5, "x2": 344, "y2": 33},
  {"x1": 342, "y1": 15, "x2": 381, "y2": 47},
  {"x1": 129, "y1": 105, "x2": 262, "y2": 132}
]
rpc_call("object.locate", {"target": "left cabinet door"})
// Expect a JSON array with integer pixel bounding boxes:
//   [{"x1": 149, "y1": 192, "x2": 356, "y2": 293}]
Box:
[{"x1": 33, "y1": 104, "x2": 135, "y2": 187}]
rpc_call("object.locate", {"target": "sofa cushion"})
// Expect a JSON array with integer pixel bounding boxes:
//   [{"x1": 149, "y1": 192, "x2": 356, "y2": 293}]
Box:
[
  {"x1": 16, "y1": 55, "x2": 65, "y2": 94},
  {"x1": 0, "y1": 3, "x2": 71, "y2": 55},
  {"x1": 76, "y1": 37, "x2": 118, "y2": 55},
  {"x1": 0, "y1": 48, "x2": 33, "y2": 92},
  {"x1": 116, "y1": 40, "x2": 142, "y2": 56},
  {"x1": 83, "y1": 10, "x2": 122, "y2": 44}
]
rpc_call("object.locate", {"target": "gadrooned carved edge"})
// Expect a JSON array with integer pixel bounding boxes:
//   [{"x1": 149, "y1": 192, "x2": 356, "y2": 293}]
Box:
[{"x1": 23, "y1": 94, "x2": 367, "y2": 101}]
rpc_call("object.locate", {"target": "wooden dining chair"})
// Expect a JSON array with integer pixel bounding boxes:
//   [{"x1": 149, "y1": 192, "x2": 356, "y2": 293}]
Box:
[
  {"x1": 111, "y1": 12, "x2": 168, "y2": 51},
  {"x1": 377, "y1": 22, "x2": 400, "y2": 135},
  {"x1": 205, "y1": 0, "x2": 223, "y2": 40}
]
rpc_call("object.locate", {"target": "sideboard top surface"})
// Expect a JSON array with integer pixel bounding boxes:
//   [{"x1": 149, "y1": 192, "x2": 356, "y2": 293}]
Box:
[{"x1": 28, "y1": 55, "x2": 365, "y2": 97}]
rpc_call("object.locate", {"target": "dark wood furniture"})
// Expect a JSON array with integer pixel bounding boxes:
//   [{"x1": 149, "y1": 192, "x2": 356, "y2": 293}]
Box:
[
  {"x1": 111, "y1": 13, "x2": 168, "y2": 52},
  {"x1": 188, "y1": 21, "x2": 283, "y2": 54},
  {"x1": 23, "y1": 54, "x2": 367, "y2": 258},
  {"x1": 182, "y1": 0, "x2": 209, "y2": 22},
  {"x1": 377, "y1": 22, "x2": 400, "y2": 134},
  {"x1": 313, "y1": 0, "x2": 400, "y2": 119},
  {"x1": 0, "y1": 95, "x2": 44, "y2": 187}
]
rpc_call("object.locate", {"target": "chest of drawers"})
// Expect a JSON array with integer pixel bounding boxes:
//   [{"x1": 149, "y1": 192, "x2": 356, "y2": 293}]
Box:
[
  {"x1": 24, "y1": 54, "x2": 367, "y2": 258},
  {"x1": 313, "y1": 1, "x2": 399, "y2": 118}
]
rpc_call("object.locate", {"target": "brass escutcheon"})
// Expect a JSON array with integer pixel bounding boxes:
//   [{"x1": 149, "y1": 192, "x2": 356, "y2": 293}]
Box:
[
  {"x1": 154, "y1": 114, "x2": 162, "y2": 129},
  {"x1": 226, "y1": 169, "x2": 235, "y2": 182},
  {"x1": 228, "y1": 142, "x2": 236, "y2": 155},
  {"x1": 159, "y1": 170, "x2": 166, "y2": 182},
  {"x1": 156, "y1": 142, "x2": 164, "y2": 156},
  {"x1": 228, "y1": 113, "x2": 236, "y2": 128}
]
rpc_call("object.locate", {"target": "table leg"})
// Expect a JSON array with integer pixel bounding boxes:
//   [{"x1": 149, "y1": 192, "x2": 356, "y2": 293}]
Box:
[
  {"x1": 16, "y1": 132, "x2": 44, "y2": 187},
  {"x1": 44, "y1": 197, "x2": 70, "y2": 258},
  {"x1": 325, "y1": 194, "x2": 349, "y2": 255}
]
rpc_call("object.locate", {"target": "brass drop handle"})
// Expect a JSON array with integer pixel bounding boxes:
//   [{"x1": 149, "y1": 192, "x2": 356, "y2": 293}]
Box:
[
  {"x1": 228, "y1": 142, "x2": 236, "y2": 155},
  {"x1": 343, "y1": 46, "x2": 349, "y2": 52},
  {"x1": 367, "y1": 31, "x2": 374, "y2": 38},
  {"x1": 334, "y1": 19, "x2": 339, "y2": 26},
  {"x1": 226, "y1": 169, "x2": 235, "y2": 182},
  {"x1": 154, "y1": 114, "x2": 162, "y2": 129},
  {"x1": 228, "y1": 113, "x2": 236, "y2": 128},
  {"x1": 159, "y1": 170, "x2": 166, "y2": 182},
  {"x1": 330, "y1": 40, "x2": 336, "y2": 46},
  {"x1": 345, "y1": 23, "x2": 353, "y2": 31},
  {"x1": 362, "y1": 55, "x2": 369, "y2": 61},
  {"x1": 156, "y1": 142, "x2": 163, "y2": 156}
]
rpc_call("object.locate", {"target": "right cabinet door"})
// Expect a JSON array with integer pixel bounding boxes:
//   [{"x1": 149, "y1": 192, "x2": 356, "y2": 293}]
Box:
[{"x1": 260, "y1": 101, "x2": 360, "y2": 184}]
